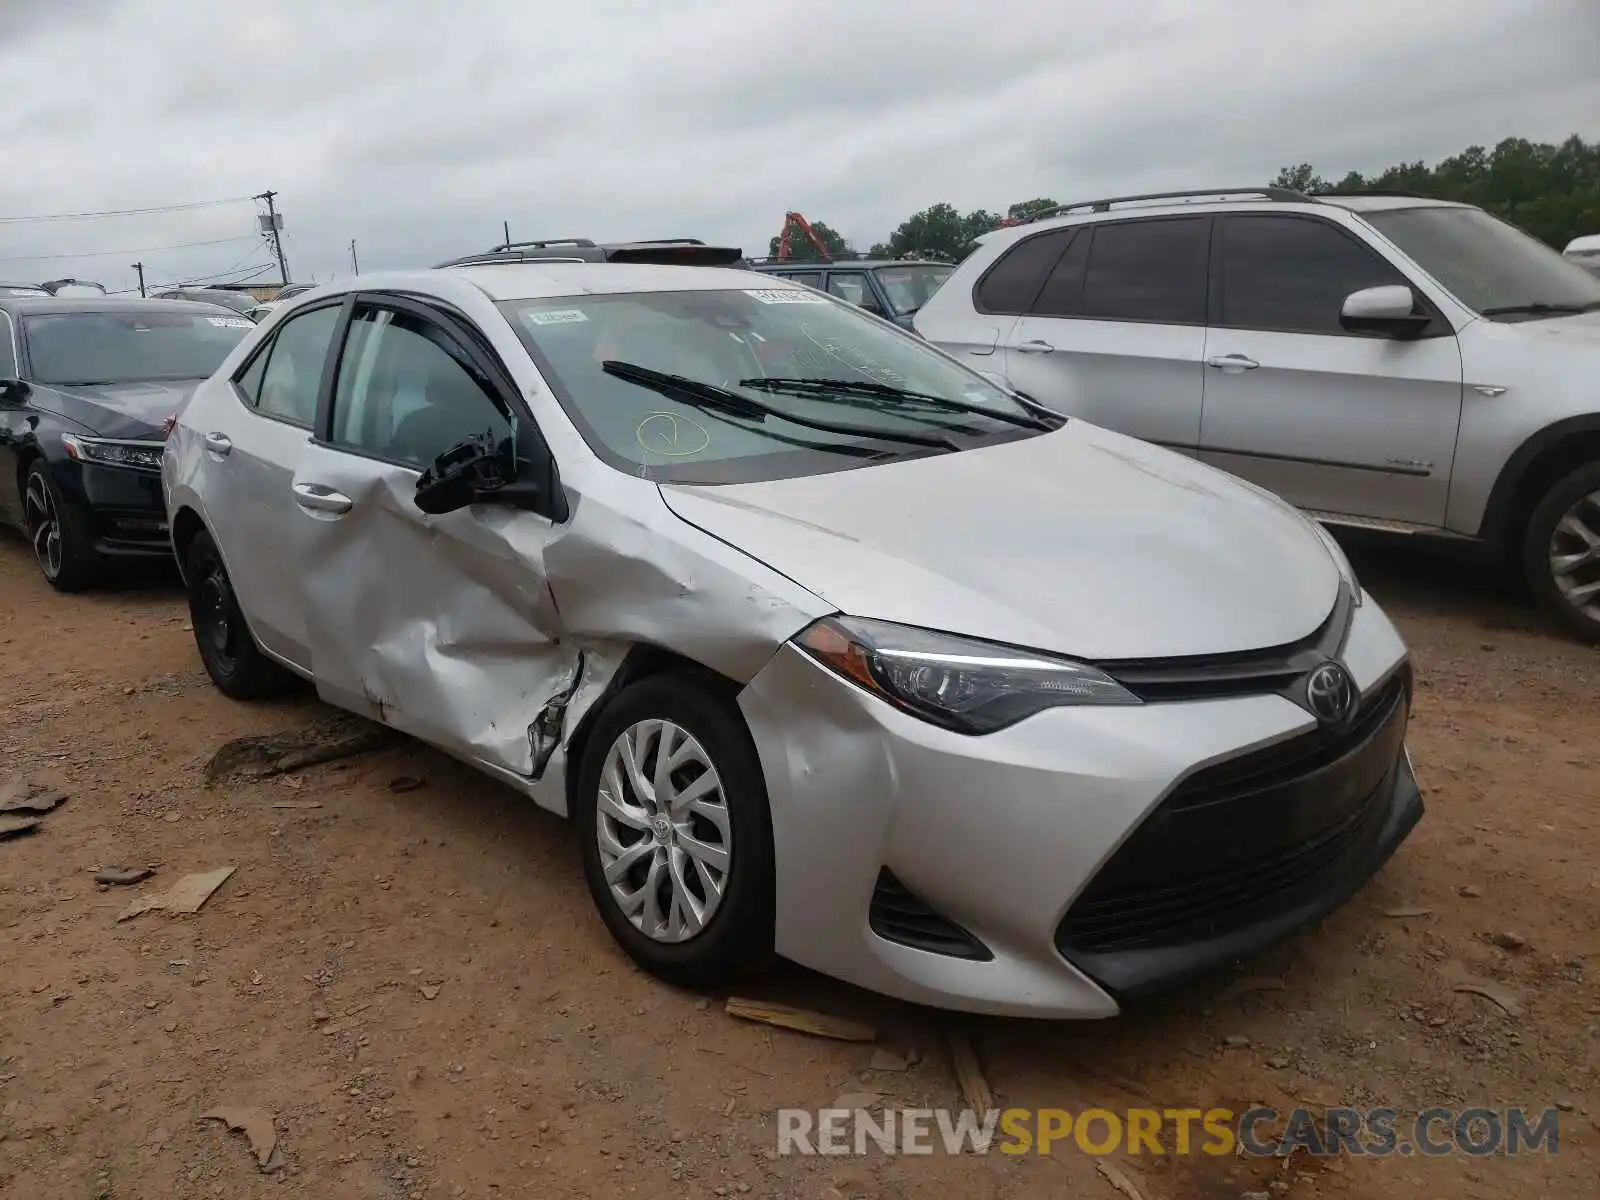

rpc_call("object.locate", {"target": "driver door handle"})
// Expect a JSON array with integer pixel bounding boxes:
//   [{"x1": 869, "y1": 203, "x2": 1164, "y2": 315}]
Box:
[
  {"x1": 1205, "y1": 353, "x2": 1260, "y2": 372},
  {"x1": 1015, "y1": 339, "x2": 1056, "y2": 354},
  {"x1": 203, "y1": 432, "x2": 232, "y2": 456},
  {"x1": 292, "y1": 482, "x2": 353, "y2": 515}
]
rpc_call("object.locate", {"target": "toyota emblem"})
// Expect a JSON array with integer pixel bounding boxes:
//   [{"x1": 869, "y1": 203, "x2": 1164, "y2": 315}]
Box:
[{"x1": 1304, "y1": 661, "x2": 1358, "y2": 726}]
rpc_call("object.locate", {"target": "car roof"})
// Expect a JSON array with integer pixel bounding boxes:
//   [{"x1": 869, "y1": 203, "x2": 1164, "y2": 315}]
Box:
[
  {"x1": 0, "y1": 296, "x2": 242, "y2": 317},
  {"x1": 756, "y1": 259, "x2": 950, "y2": 271},
  {"x1": 1318, "y1": 194, "x2": 1472, "y2": 213},
  {"x1": 428, "y1": 262, "x2": 807, "y2": 302},
  {"x1": 1564, "y1": 233, "x2": 1600, "y2": 254}
]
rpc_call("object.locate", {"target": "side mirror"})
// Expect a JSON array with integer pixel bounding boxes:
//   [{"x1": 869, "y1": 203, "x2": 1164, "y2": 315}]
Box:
[
  {"x1": 414, "y1": 433, "x2": 563, "y2": 519},
  {"x1": 0, "y1": 379, "x2": 30, "y2": 404},
  {"x1": 1340, "y1": 285, "x2": 1430, "y2": 339}
]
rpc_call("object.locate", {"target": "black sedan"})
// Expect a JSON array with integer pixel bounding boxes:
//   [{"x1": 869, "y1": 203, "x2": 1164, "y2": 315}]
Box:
[{"x1": 0, "y1": 297, "x2": 254, "y2": 590}]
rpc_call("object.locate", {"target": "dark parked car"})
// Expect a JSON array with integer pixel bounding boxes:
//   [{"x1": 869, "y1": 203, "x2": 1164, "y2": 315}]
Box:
[
  {"x1": 151, "y1": 287, "x2": 261, "y2": 315},
  {"x1": 436, "y1": 237, "x2": 742, "y2": 268},
  {"x1": 0, "y1": 297, "x2": 254, "y2": 589},
  {"x1": 746, "y1": 258, "x2": 954, "y2": 328}
]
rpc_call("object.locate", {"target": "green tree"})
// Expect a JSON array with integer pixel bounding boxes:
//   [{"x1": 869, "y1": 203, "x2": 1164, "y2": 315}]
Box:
[
  {"x1": 1273, "y1": 135, "x2": 1600, "y2": 248},
  {"x1": 767, "y1": 217, "x2": 851, "y2": 261},
  {"x1": 1006, "y1": 197, "x2": 1060, "y2": 222},
  {"x1": 1270, "y1": 163, "x2": 1331, "y2": 194},
  {"x1": 874, "y1": 202, "x2": 1003, "y2": 262}
]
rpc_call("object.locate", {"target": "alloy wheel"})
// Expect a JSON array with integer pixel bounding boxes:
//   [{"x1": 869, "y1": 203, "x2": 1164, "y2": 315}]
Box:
[
  {"x1": 23, "y1": 473, "x2": 62, "y2": 580},
  {"x1": 595, "y1": 718, "x2": 731, "y2": 944},
  {"x1": 1548, "y1": 487, "x2": 1600, "y2": 626}
]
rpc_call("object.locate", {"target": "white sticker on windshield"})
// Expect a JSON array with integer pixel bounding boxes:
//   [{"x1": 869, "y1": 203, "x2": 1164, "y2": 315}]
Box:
[
  {"x1": 207, "y1": 316, "x2": 253, "y2": 328},
  {"x1": 743, "y1": 289, "x2": 828, "y2": 305},
  {"x1": 527, "y1": 309, "x2": 589, "y2": 325}
]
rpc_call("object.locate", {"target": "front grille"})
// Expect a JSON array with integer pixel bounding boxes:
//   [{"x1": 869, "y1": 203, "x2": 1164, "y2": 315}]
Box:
[
  {"x1": 869, "y1": 870, "x2": 993, "y2": 961},
  {"x1": 1056, "y1": 669, "x2": 1410, "y2": 957}
]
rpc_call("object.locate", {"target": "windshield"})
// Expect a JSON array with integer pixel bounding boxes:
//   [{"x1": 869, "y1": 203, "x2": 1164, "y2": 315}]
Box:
[
  {"x1": 502, "y1": 287, "x2": 1041, "y2": 483},
  {"x1": 24, "y1": 310, "x2": 254, "y2": 385},
  {"x1": 873, "y1": 264, "x2": 954, "y2": 315},
  {"x1": 1365, "y1": 206, "x2": 1600, "y2": 319}
]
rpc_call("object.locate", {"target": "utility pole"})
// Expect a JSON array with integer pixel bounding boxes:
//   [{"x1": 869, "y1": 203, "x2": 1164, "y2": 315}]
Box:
[
  {"x1": 255, "y1": 189, "x2": 291, "y2": 285},
  {"x1": 131, "y1": 262, "x2": 146, "y2": 297},
  {"x1": 503, "y1": 220, "x2": 511, "y2": 249},
  {"x1": 349, "y1": 239, "x2": 360, "y2": 274}
]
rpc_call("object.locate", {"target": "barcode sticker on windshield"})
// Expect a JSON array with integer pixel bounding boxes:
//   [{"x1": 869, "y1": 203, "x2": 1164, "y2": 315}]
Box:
[
  {"x1": 206, "y1": 317, "x2": 253, "y2": 328},
  {"x1": 743, "y1": 289, "x2": 828, "y2": 305},
  {"x1": 527, "y1": 309, "x2": 589, "y2": 325}
]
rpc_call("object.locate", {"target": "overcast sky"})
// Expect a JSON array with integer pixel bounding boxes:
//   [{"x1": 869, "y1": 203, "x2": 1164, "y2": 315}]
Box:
[{"x1": 1, "y1": 0, "x2": 1596, "y2": 294}]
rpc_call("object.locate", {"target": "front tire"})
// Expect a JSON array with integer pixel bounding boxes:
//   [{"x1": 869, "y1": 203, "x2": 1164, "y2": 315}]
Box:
[
  {"x1": 23, "y1": 462, "x2": 99, "y2": 592},
  {"x1": 184, "y1": 527, "x2": 290, "y2": 699},
  {"x1": 1523, "y1": 461, "x2": 1600, "y2": 644},
  {"x1": 576, "y1": 674, "x2": 775, "y2": 989}
]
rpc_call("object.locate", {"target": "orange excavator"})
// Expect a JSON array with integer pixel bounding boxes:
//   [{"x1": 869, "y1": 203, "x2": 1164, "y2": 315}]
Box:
[{"x1": 773, "y1": 211, "x2": 835, "y2": 261}]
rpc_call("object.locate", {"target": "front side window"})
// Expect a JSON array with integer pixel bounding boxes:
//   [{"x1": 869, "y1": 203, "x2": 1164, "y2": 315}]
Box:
[
  {"x1": 1078, "y1": 217, "x2": 1209, "y2": 324},
  {"x1": 1217, "y1": 215, "x2": 1410, "y2": 334},
  {"x1": 1365, "y1": 206, "x2": 1600, "y2": 319},
  {"x1": 253, "y1": 305, "x2": 340, "y2": 426},
  {"x1": 502, "y1": 287, "x2": 1045, "y2": 484},
  {"x1": 329, "y1": 305, "x2": 512, "y2": 469},
  {"x1": 0, "y1": 313, "x2": 16, "y2": 377},
  {"x1": 873, "y1": 264, "x2": 953, "y2": 315},
  {"x1": 23, "y1": 309, "x2": 254, "y2": 386}
]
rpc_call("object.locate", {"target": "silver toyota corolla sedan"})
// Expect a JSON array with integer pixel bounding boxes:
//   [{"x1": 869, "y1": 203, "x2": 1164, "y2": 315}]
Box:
[{"x1": 162, "y1": 261, "x2": 1423, "y2": 1018}]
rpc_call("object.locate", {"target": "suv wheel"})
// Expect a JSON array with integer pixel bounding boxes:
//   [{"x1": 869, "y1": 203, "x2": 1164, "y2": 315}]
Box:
[
  {"x1": 1523, "y1": 461, "x2": 1600, "y2": 644},
  {"x1": 575, "y1": 674, "x2": 775, "y2": 989},
  {"x1": 184, "y1": 528, "x2": 291, "y2": 698}
]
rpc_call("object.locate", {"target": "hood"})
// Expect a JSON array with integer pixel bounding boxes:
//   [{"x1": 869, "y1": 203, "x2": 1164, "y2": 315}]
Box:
[
  {"x1": 28, "y1": 379, "x2": 202, "y2": 439},
  {"x1": 659, "y1": 423, "x2": 1341, "y2": 660},
  {"x1": 1477, "y1": 308, "x2": 1600, "y2": 344}
]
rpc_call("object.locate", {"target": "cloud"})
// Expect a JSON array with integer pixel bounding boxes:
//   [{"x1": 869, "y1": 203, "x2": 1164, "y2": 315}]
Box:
[{"x1": 0, "y1": 0, "x2": 1594, "y2": 292}]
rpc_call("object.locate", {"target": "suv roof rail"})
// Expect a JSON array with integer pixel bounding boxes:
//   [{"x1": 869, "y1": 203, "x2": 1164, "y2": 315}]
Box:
[
  {"x1": 492, "y1": 238, "x2": 597, "y2": 250},
  {"x1": 1020, "y1": 187, "x2": 1314, "y2": 224}
]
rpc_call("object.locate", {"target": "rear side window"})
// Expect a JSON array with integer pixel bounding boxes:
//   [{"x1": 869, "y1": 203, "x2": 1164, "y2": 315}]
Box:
[
  {"x1": 779, "y1": 271, "x2": 823, "y2": 288},
  {"x1": 1217, "y1": 215, "x2": 1410, "y2": 335},
  {"x1": 974, "y1": 229, "x2": 1071, "y2": 315},
  {"x1": 251, "y1": 305, "x2": 339, "y2": 427},
  {"x1": 1032, "y1": 230, "x2": 1092, "y2": 317},
  {"x1": 1079, "y1": 217, "x2": 1209, "y2": 324}
]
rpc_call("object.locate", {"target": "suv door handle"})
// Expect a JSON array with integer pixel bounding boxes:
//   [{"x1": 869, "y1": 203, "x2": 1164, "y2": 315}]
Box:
[
  {"x1": 1015, "y1": 339, "x2": 1056, "y2": 354},
  {"x1": 1205, "y1": 354, "x2": 1260, "y2": 372},
  {"x1": 292, "y1": 482, "x2": 353, "y2": 515},
  {"x1": 203, "y1": 432, "x2": 232, "y2": 456}
]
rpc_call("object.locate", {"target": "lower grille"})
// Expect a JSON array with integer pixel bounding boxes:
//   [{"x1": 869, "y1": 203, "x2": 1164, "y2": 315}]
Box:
[
  {"x1": 1056, "y1": 670, "x2": 1410, "y2": 957},
  {"x1": 870, "y1": 870, "x2": 992, "y2": 961}
]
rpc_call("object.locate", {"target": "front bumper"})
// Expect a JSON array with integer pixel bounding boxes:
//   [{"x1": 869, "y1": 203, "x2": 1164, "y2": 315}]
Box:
[
  {"x1": 57, "y1": 460, "x2": 170, "y2": 556},
  {"x1": 738, "y1": 595, "x2": 1419, "y2": 1018}
]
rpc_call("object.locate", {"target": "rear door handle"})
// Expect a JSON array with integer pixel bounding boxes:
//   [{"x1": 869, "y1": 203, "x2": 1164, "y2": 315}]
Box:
[
  {"x1": 203, "y1": 432, "x2": 232, "y2": 456},
  {"x1": 292, "y1": 482, "x2": 353, "y2": 515},
  {"x1": 1205, "y1": 354, "x2": 1260, "y2": 372},
  {"x1": 1015, "y1": 339, "x2": 1056, "y2": 354}
]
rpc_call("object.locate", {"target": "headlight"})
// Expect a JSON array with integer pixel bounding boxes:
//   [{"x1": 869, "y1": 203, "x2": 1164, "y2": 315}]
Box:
[
  {"x1": 61, "y1": 432, "x2": 165, "y2": 472},
  {"x1": 796, "y1": 616, "x2": 1139, "y2": 734},
  {"x1": 1312, "y1": 523, "x2": 1364, "y2": 606}
]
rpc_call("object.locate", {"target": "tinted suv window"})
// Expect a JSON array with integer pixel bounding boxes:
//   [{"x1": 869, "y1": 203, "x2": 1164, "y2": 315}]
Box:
[
  {"x1": 255, "y1": 305, "x2": 339, "y2": 426},
  {"x1": 1218, "y1": 215, "x2": 1408, "y2": 334},
  {"x1": 975, "y1": 228, "x2": 1071, "y2": 315},
  {"x1": 1076, "y1": 217, "x2": 1209, "y2": 324},
  {"x1": 329, "y1": 305, "x2": 512, "y2": 469}
]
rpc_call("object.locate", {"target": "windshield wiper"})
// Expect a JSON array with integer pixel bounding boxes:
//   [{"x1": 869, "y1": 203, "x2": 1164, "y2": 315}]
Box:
[
  {"x1": 1479, "y1": 300, "x2": 1600, "y2": 317},
  {"x1": 600, "y1": 361, "x2": 959, "y2": 451},
  {"x1": 737, "y1": 376, "x2": 1055, "y2": 431}
]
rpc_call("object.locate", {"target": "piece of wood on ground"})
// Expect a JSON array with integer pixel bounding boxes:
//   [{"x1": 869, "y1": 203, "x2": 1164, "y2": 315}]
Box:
[
  {"x1": 1384, "y1": 906, "x2": 1433, "y2": 918},
  {"x1": 723, "y1": 997, "x2": 877, "y2": 1043},
  {"x1": 200, "y1": 1107, "x2": 278, "y2": 1169},
  {"x1": 1216, "y1": 975, "x2": 1286, "y2": 1003},
  {"x1": 117, "y1": 867, "x2": 235, "y2": 922},
  {"x1": 1096, "y1": 1160, "x2": 1147, "y2": 1200},
  {"x1": 945, "y1": 1027, "x2": 993, "y2": 1119},
  {"x1": 0, "y1": 815, "x2": 42, "y2": 839},
  {"x1": 1453, "y1": 980, "x2": 1524, "y2": 1018},
  {"x1": 269, "y1": 801, "x2": 323, "y2": 810},
  {"x1": 94, "y1": 867, "x2": 154, "y2": 886},
  {"x1": 0, "y1": 787, "x2": 67, "y2": 815},
  {"x1": 203, "y1": 714, "x2": 398, "y2": 785}
]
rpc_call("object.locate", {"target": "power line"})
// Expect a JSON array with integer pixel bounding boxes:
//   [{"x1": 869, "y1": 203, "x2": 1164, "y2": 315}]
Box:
[
  {"x1": 0, "y1": 195, "x2": 255, "y2": 225},
  {"x1": 0, "y1": 235, "x2": 259, "y2": 265}
]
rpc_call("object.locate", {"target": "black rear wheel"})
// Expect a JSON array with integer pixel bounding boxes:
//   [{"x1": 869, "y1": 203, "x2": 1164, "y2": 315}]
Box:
[{"x1": 184, "y1": 527, "x2": 290, "y2": 699}]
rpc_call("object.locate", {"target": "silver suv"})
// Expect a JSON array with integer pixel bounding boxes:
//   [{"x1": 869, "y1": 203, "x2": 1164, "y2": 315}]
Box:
[{"x1": 915, "y1": 188, "x2": 1600, "y2": 642}]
